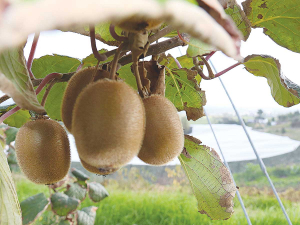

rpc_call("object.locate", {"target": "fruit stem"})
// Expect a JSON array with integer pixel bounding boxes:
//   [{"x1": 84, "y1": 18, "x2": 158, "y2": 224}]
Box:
[
  {"x1": 27, "y1": 32, "x2": 40, "y2": 79},
  {"x1": 133, "y1": 59, "x2": 145, "y2": 97},
  {"x1": 109, "y1": 24, "x2": 127, "y2": 41},
  {"x1": 89, "y1": 25, "x2": 108, "y2": 62},
  {"x1": 0, "y1": 73, "x2": 63, "y2": 124},
  {"x1": 109, "y1": 43, "x2": 125, "y2": 80}
]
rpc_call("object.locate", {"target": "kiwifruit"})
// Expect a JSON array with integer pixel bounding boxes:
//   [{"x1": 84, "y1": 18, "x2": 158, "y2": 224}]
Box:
[
  {"x1": 116, "y1": 16, "x2": 163, "y2": 33},
  {"x1": 72, "y1": 79, "x2": 145, "y2": 170},
  {"x1": 138, "y1": 95, "x2": 184, "y2": 165},
  {"x1": 15, "y1": 119, "x2": 71, "y2": 184},
  {"x1": 61, "y1": 67, "x2": 110, "y2": 132},
  {"x1": 80, "y1": 157, "x2": 119, "y2": 175}
]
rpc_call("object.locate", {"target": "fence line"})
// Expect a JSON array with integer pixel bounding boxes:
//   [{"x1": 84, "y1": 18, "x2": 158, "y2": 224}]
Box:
[
  {"x1": 209, "y1": 60, "x2": 292, "y2": 225},
  {"x1": 203, "y1": 107, "x2": 252, "y2": 225}
]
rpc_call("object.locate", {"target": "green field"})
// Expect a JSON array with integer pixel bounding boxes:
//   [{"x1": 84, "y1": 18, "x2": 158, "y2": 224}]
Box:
[{"x1": 14, "y1": 175, "x2": 300, "y2": 225}]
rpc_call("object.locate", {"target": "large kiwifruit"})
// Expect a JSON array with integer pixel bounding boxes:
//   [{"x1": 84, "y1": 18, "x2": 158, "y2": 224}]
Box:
[
  {"x1": 15, "y1": 119, "x2": 71, "y2": 184},
  {"x1": 61, "y1": 67, "x2": 110, "y2": 132},
  {"x1": 138, "y1": 95, "x2": 184, "y2": 165},
  {"x1": 72, "y1": 79, "x2": 145, "y2": 170},
  {"x1": 80, "y1": 157, "x2": 119, "y2": 175}
]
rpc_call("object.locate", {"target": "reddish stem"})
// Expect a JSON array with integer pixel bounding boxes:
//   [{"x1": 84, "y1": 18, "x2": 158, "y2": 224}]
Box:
[
  {"x1": 214, "y1": 62, "x2": 241, "y2": 78},
  {"x1": 174, "y1": 57, "x2": 182, "y2": 69},
  {"x1": 27, "y1": 33, "x2": 40, "y2": 79},
  {"x1": 89, "y1": 26, "x2": 107, "y2": 62},
  {"x1": 177, "y1": 31, "x2": 189, "y2": 45},
  {"x1": 0, "y1": 73, "x2": 62, "y2": 124},
  {"x1": 109, "y1": 24, "x2": 127, "y2": 41},
  {"x1": 205, "y1": 51, "x2": 216, "y2": 61}
]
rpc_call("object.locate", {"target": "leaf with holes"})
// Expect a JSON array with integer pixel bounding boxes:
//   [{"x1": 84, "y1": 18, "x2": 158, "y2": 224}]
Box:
[
  {"x1": 159, "y1": 54, "x2": 206, "y2": 121},
  {"x1": 0, "y1": 47, "x2": 45, "y2": 113},
  {"x1": 77, "y1": 206, "x2": 98, "y2": 225},
  {"x1": 20, "y1": 193, "x2": 50, "y2": 225},
  {"x1": 65, "y1": 183, "x2": 87, "y2": 201},
  {"x1": 179, "y1": 135, "x2": 236, "y2": 220},
  {"x1": 0, "y1": 142, "x2": 22, "y2": 224},
  {"x1": 242, "y1": 0, "x2": 300, "y2": 53},
  {"x1": 244, "y1": 54, "x2": 300, "y2": 107},
  {"x1": 88, "y1": 182, "x2": 109, "y2": 203},
  {"x1": 0, "y1": 0, "x2": 241, "y2": 59},
  {"x1": 32, "y1": 54, "x2": 81, "y2": 121},
  {"x1": 224, "y1": 0, "x2": 251, "y2": 40},
  {"x1": 51, "y1": 192, "x2": 80, "y2": 216}
]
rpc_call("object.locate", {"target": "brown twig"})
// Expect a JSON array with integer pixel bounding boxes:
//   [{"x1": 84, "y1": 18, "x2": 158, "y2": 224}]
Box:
[
  {"x1": 110, "y1": 43, "x2": 126, "y2": 80},
  {"x1": 0, "y1": 95, "x2": 10, "y2": 104},
  {"x1": 199, "y1": 55, "x2": 215, "y2": 79},
  {"x1": 148, "y1": 25, "x2": 174, "y2": 43},
  {"x1": 89, "y1": 25, "x2": 108, "y2": 62},
  {"x1": 109, "y1": 24, "x2": 127, "y2": 41}
]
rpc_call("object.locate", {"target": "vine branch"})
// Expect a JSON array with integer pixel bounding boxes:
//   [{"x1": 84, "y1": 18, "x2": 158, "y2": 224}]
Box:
[
  {"x1": 89, "y1": 25, "x2": 108, "y2": 62},
  {"x1": 0, "y1": 95, "x2": 10, "y2": 104},
  {"x1": 27, "y1": 33, "x2": 40, "y2": 79},
  {"x1": 109, "y1": 24, "x2": 127, "y2": 41}
]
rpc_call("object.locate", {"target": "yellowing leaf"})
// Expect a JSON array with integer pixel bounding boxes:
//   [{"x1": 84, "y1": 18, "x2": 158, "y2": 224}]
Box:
[
  {"x1": 0, "y1": 47, "x2": 45, "y2": 113},
  {"x1": 179, "y1": 135, "x2": 236, "y2": 220},
  {"x1": 244, "y1": 54, "x2": 300, "y2": 107},
  {"x1": 243, "y1": 0, "x2": 300, "y2": 53},
  {"x1": 0, "y1": 141, "x2": 22, "y2": 224},
  {"x1": 0, "y1": 0, "x2": 240, "y2": 59}
]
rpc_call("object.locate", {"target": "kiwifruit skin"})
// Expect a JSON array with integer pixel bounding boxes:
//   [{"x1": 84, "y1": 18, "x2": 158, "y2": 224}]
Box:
[
  {"x1": 15, "y1": 119, "x2": 70, "y2": 184},
  {"x1": 61, "y1": 67, "x2": 110, "y2": 133},
  {"x1": 138, "y1": 95, "x2": 184, "y2": 165},
  {"x1": 80, "y1": 157, "x2": 119, "y2": 175},
  {"x1": 72, "y1": 79, "x2": 145, "y2": 169},
  {"x1": 116, "y1": 17, "x2": 163, "y2": 32}
]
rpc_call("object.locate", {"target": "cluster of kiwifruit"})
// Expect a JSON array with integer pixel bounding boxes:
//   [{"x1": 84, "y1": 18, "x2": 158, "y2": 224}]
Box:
[{"x1": 61, "y1": 64, "x2": 184, "y2": 176}]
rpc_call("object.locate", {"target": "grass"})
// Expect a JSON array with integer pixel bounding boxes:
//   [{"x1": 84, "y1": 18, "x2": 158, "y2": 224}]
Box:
[{"x1": 14, "y1": 175, "x2": 300, "y2": 225}]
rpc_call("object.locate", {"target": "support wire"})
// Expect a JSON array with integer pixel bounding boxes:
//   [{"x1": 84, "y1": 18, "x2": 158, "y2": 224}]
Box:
[
  {"x1": 209, "y1": 60, "x2": 292, "y2": 225},
  {"x1": 204, "y1": 107, "x2": 252, "y2": 225}
]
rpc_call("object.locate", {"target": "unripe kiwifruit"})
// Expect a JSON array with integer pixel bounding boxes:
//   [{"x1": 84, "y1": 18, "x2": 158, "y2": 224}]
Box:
[
  {"x1": 138, "y1": 95, "x2": 184, "y2": 165},
  {"x1": 15, "y1": 119, "x2": 71, "y2": 184},
  {"x1": 61, "y1": 67, "x2": 110, "y2": 132},
  {"x1": 116, "y1": 17, "x2": 163, "y2": 32},
  {"x1": 72, "y1": 79, "x2": 145, "y2": 170},
  {"x1": 80, "y1": 157, "x2": 119, "y2": 175}
]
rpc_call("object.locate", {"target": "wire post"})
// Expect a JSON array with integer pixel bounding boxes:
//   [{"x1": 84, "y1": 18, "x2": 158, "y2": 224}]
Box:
[
  {"x1": 204, "y1": 107, "x2": 252, "y2": 225},
  {"x1": 209, "y1": 60, "x2": 292, "y2": 225}
]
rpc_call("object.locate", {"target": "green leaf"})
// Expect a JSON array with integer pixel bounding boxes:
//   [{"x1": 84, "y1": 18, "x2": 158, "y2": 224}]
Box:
[
  {"x1": 225, "y1": 0, "x2": 251, "y2": 40},
  {"x1": 179, "y1": 135, "x2": 237, "y2": 220},
  {"x1": 77, "y1": 206, "x2": 98, "y2": 225},
  {"x1": 177, "y1": 55, "x2": 196, "y2": 70},
  {"x1": 58, "y1": 220, "x2": 71, "y2": 225},
  {"x1": 0, "y1": 47, "x2": 45, "y2": 113},
  {"x1": 81, "y1": 49, "x2": 114, "y2": 69},
  {"x1": 5, "y1": 127, "x2": 18, "y2": 145},
  {"x1": 3, "y1": 107, "x2": 31, "y2": 128},
  {"x1": 64, "y1": 183, "x2": 87, "y2": 201},
  {"x1": 50, "y1": 192, "x2": 80, "y2": 216},
  {"x1": 244, "y1": 54, "x2": 300, "y2": 107},
  {"x1": 7, "y1": 147, "x2": 18, "y2": 165},
  {"x1": 88, "y1": 182, "x2": 109, "y2": 203},
  {"x1": 32, "y1": 55, "x2": 81, "y2": 120},
  {"x1": 71, "y1": 168, "x2": 90, "y2": 181},
  {"x1": 20, "y1": 193, "x2": 50, "y2": 225},
  {"x1": 0, "y1": 142, "x2": 22, "y2": 224},
  {"x1": 187, "y1": 38, "x2": 216, "y2": 57},
  {"x1": 242, "y1": 0, "x2": 300, "y2": 52},
  {"x1": 159, "y1": 55, "x2": 206, "y2": 121},
  {"x1": 117, "y1": 63, "x2": 137, "y2": 90}
]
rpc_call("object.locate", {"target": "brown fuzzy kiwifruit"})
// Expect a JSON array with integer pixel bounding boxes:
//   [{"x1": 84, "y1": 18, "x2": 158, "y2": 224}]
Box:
[
  {"x1": 61, "y1": 67, "x2": 110, "y2": 132},
  {"x1": 116, "y1": 16, "x2": 163, "y2": 33},
  {"x1": 72, "y1": 79, "x2": 145, "y2": 171},
  {"x1": 80, "y1": 157, "x2": 119, "y2": 175},
  {"x1": 15, "y1": 119, "x2": 70, "y2": 184},
  {"x1": 138, "y1": 95, "x2": 184, "y2": 165}
]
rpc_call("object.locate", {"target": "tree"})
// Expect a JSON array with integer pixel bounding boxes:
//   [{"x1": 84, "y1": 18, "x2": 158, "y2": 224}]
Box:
[{"x1": 0, "y1": 0, "x2": 299, "y2": 223}]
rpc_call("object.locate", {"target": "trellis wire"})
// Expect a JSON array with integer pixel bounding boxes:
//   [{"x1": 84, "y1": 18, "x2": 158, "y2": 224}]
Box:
[
  {"x1": 209, "y1": 60, "x2": 292, "y2": 225},
  {"x1": 203, "y1": 107, "x2": 252, "y2": 225}
]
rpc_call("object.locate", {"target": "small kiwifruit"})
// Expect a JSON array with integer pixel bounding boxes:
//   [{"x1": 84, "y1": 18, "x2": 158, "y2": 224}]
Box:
[
  {"x1": 61, "y1": 67, "x2": 110, "y2": 132},
  {"x1": 72, "y1": 79, "x2": 145, "y2": 170},
  {"x1": 138, "y1": 95, "x2": 184, "y2": 165},
  {"x1": 116, "y1": 17, "x2": 163, "y2": 33},
  {"x1": 80, "y1": 157, "x2": 119, "y2": 175},
  {"x1": 15, "y1": 119, "x2": 71, "y2": 184}
]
